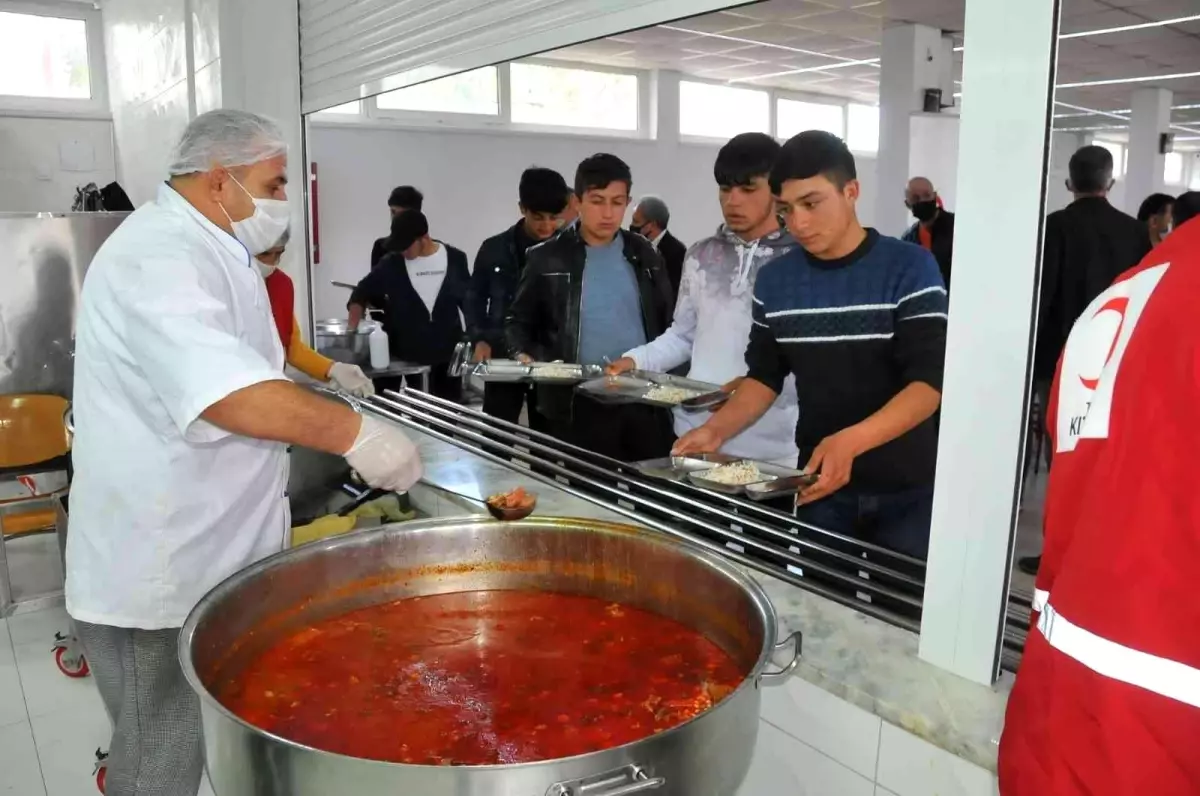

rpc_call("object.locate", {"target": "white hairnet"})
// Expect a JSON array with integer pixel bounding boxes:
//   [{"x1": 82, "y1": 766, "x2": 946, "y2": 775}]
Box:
[{"x1": 167, "y1": 109, "x2": 287, "y2": 176}]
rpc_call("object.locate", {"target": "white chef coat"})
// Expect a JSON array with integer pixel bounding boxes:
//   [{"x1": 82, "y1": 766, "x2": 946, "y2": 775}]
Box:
[{"x1": 66, "y1": 183, "x2": 290, "y2": 630}]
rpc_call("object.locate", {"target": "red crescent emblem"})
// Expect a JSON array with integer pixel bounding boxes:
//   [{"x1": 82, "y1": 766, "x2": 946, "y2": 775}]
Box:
[{"x1": 1079, "y1": 296, "x2": 1129, "y2": 390}]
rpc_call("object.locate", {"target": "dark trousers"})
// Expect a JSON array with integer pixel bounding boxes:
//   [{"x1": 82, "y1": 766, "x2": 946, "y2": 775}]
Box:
[
  {"x1": 376, "y1": 363, "x2": 462, "y2": 403},
  {"x1": 553, "y1": 396, "x2": 675, "y2": 462},
  {"x1": 792, "y1": 484, "x2": 934, "y2": 560},
  {"x1": 482, "y1": 382, "x2": 549, "y2": 433}
]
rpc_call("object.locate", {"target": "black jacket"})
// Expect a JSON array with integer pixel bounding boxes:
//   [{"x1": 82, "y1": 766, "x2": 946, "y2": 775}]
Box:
[
  {"x1": 901, "y1": 210, "x2": 954, "y2": 290},
  {"x1": 370, "y1": 236, "x2": 389, "y2": 268},
  {"x1": 465, "y1": 221, "x2": 535, "y2": 355},
  {"x1": 350, "y1": 243, "x2": 470, "y2": 365},
  {"x1": 1034, "y1": 197, "x2": 1151, "y2": 380},
  {"x1": 657, "y1": 230, "x2": 687, "y2": 301},
  {"x1": 505, "y1": 227, "x2": 674, "y2": 420}
]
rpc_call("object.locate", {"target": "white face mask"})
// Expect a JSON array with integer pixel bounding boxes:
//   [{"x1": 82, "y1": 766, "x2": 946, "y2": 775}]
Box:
[
  {"x1": 256, "y1": 261, "x2": 277, "y2": 279},
  {"x1": 220, "y1": 175, "x2": 290, "y2": 255}
]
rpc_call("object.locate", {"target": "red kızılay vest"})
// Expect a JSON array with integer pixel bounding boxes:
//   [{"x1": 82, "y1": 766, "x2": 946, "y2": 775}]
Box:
[{"x1": 1000, "y1": 218, "x2": 1200, "y2": 795}]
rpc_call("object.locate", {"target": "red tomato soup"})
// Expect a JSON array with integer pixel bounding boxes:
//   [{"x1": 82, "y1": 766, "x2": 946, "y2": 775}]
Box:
[{"x1": 220, "y1": 590, "x2": 745, "y2": 765}]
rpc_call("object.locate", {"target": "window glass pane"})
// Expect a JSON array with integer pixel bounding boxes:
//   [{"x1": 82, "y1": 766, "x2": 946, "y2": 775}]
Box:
[
  {"x1": 777, "y1": 99, "x2": 845, "y2": 140},
  {"x1": 1164, "y1": 152, "x2": 1184, "y2": 184},
  {"x1": 510, "y1": 63, "x2": 638, "y2": 131},
  {"x1": 0, "y1": 12, "x2": 90, "y2": 99},
  {"x1": 679, "y1": 81, "x2": 769, "y2": 139},
  {"x1": 847, "y1": 104, "x2": 879, "y2": 153},
  {"x1": 315, "y1": 101, "x2": 360, "y2": 115},
  {"x1": 1191, "y1": 157, "x2": 1200, "y2": 191},
  {"x1": 377, "y1": 66, "x2": 498, "y2": 115},
  {"x1": 1094, "y1": 140, "x2": 1125, "y2": 178}
]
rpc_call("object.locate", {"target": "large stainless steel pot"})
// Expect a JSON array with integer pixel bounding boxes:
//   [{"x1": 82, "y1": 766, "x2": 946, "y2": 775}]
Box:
[
  {"x1": 314, "y1": 318, "x2": 371, "y2": 365},
  {"x1": 180, "y1": 517, "x2": 801, "y2": 796}
]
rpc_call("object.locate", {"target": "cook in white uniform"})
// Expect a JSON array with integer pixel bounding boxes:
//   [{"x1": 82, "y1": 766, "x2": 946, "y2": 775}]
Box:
[{"x1": 66, "y1": 109, "x2": 423, "y2": 796}]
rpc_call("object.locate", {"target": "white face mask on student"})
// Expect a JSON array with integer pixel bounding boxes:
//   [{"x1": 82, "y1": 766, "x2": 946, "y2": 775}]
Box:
[{"x1": 220, "y1": 175, "x2": 290, "y2": 255}]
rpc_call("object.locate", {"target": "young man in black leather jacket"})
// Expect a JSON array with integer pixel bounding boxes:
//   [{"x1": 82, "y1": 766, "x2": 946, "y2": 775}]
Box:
[
  {"x1": 466, "y1": 168, "x2": 570, "y2": 430},
  {"x1": 505, "y1": 154, "x2": 675, "y2": 461}
]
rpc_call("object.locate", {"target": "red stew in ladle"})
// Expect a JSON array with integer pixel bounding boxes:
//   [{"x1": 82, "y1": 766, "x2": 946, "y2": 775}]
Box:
[{"x1": 220, "y1": 590, "x2": 745, "y2": 766}]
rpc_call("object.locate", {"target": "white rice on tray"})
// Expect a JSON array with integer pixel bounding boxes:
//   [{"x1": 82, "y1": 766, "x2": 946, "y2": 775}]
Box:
[
  {"x1": 535, "y1": 364, "x2": 581, "y2": 378},
  {"x1": 642, "y1": 385, "x2": 703, "y2": 404},
  {"x1": 695, "y1": 460, "x2": 766, "y2": 485}
]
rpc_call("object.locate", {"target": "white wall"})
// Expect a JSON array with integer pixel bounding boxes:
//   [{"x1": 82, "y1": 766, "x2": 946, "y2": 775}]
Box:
[
  {"x1": 909, "y1": 113, "x2": 960, "y2": 216},
  {"x1": 307, "y1": 122, "x2": 878, "y2": 319},
  {"x1": 0, "y1": 116, "x2": 116, "y2": 212},
  {"x1": 101, "y1": 0, "x2": 192, "y2": 207}
]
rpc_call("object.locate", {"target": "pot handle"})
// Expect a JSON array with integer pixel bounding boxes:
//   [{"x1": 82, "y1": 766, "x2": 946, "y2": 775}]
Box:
[
  {"x1": 547, "y1": 764, "x2": 665, "y2": 796},
  {"x1": 758, "y1": 630, "x2": 803, "y2": 687}
]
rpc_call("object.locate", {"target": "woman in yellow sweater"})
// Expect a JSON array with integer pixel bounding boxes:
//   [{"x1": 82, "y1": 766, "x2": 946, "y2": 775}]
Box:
[{"x1": 256, "y1": 230, "x2": 375, "y2": 397}]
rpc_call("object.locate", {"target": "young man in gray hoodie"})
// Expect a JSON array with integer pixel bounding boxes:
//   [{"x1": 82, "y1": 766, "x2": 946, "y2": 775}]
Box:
[{"x1": 608, "y1": 133, "x2": 798, "y2": 466}]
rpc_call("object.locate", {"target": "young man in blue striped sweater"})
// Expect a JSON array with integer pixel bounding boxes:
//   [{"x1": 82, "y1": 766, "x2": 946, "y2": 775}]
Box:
[{"x1": 675, "y1": 131, "x2": 947, "y2": 559}]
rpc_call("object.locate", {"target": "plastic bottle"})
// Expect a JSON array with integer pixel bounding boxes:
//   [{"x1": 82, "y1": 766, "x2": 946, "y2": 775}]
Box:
[{"x1": 367, "y1": 322, "x2": 390, "y2": 370}]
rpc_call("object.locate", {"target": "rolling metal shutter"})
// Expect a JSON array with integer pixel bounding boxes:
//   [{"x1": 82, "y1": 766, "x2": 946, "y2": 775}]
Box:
[{"x1": 299, "y1": 0, "x2": 747, "y2": 114}]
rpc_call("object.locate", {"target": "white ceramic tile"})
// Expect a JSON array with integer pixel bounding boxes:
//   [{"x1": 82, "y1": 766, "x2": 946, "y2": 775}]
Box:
[
  {"x1": 0, "y1": 721, "x2": 47, "y2": 795},
  {"x1": 0, "y1": 619, "x2": 11, "y2": 666},
  {"x1": 738, "y1": 720, "x2": 874, "y2": 796},
  {"x1": 0, "y1": 660, "x2": 28, "y2": 729},
  {"x1": 876, "y1": 722, "x2": 999, "y2": 796},
  {"x1": 13, "y1": 638, "x2": 103, "y2": 720},
  {"x1": 31, "y1": 701, "x2": 110, "y2": 796},
  {"x1": 876, "y1": 788, "x2": 901, "y2": 796},
  {"x1": 759, "y1": 670, "x2": 883, "y2": 778},
  {"x1": 6, "y1": 606, "x2": 69, "y2": 649}
]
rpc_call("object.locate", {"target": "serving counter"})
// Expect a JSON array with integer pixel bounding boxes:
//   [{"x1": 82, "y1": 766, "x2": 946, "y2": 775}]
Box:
[{"x1": 351, "y1": 390, "x2": 1010, "y2": 796}]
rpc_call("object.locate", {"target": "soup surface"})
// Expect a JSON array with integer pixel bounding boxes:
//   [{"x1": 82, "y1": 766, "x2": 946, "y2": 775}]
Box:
[{"x1": 220, "y1": 590, "x2": 745, "y2": 765}]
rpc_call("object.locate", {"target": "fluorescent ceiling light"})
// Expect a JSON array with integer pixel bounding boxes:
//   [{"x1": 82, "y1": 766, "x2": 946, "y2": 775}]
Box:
[
  {"x1": 1058, "y1": 70, "x2": 1200, "y2": 89},
  {"x1": 729, "y1": 58, "x2": 881, "y2": 83},
  {"x1": 1053, "y1": 100, "x2": 1200, "y2": 137},
  {"x1": 660, "y1": 25, "x2": 871, "y2": 63},
  {"x1": 1060, "y1": 13, "x2": 1200, "y2": 39}
]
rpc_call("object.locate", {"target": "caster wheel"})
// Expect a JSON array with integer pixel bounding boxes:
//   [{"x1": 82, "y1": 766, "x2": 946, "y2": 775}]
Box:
[
  {"x1": 54, "y1": 646, "x2": 90, "y2": 678},
  {"x1": 96, "y1": 766, "x2": 106, "y2": 794}
]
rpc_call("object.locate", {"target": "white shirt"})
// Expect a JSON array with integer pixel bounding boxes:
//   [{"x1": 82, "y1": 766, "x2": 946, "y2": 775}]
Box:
[
  {"x1": 623, "y1": 226, "x2": 800, "y2": 466},
  {"x1": 66, "y1": 183, "x2": 290, "y2": 629},
  {"x1": 406, "y1": 244, "x2": 448, "y2": 315}
]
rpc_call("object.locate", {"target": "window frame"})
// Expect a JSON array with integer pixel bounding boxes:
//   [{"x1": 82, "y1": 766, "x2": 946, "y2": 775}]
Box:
[
  {"x1": 774, "y1": 90, "x2": 849, "y2": 142},
  {"x1": 676, "y1": 76, "x2": 772, "y2": 144},
  {"x1": 371, "y1": 64, "x2": 507, "y2": 128},
  {"x1": 357, "y1": 58, "x2": 650, "y2": 140},
  {"x1": 0, "y1": 0, "x2": 109, "y2": 116},
  {"x1": 845, "y1": 102, "x2": 880, "y2": 155}
]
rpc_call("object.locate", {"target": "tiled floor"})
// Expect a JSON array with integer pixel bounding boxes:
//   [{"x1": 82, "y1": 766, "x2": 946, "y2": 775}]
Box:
[{"x1": 0, "y1": 605, "x2": 215, "y2": 796}]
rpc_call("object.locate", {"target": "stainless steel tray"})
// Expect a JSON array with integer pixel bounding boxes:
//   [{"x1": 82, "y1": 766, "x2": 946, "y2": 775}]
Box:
[
  {"x1": 633, "y1": 453, "x2": 742, "y2": 481},
  {"x1": 577, "y1": 370, "x2": 722, "y2": 408},
  {"x1": 472, "y1": 360, "x2": 532, "y2": 383},
  {"x1": 633, "y1": 457, "x2": 814, "y2": 499},
  {"x1": 527, "y1": 362, "x2": 602, "y2": 384}
]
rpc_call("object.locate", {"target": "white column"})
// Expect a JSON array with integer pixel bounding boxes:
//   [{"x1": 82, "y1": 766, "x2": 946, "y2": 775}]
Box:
[
  {"x1": 218, "y1": 0, "x2": 310, "y2": 335},
  {"x1": 1126, "y1": 87, "x2": 1172, "y2": 207},
  {"x1": 875, "y1": 23, "x2": 951, "y2": 236},
  {"x1": 920, "y1": 0, "x2": 1061, "y2": 684},
  {"x1": 652, "y1": 70, "x2": 682, "y2": 147}
]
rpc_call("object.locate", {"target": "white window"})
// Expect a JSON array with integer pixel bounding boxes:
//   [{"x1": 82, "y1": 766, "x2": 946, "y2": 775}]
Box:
[
  {"x1": 315, "y1": 100, "x2": 361, "y2": 115},
  {"x1": 1164, "y1": 152, "x2": 1184, "y2": 185},
  {"x1": 376, "y1": 66, "x2": 499, "y2": 116},
  {"x1": 1191, "y1": 156, "x2": 1200, "y2": 190},
  {"x1": 679, "y1": 81, "x2": 770, "y2": 140},
  {"x1": 777, "y1": 98, "x2": 845, "y2": 140},
  {"x1": 510, "y1": 62, "x2": 639, "y2": 131},
  {"x1": 0, "y1": 6, "x2": 102, "y2": 110},
  {"x1": 847, "y1": 104, "x2": 880, "y2": 153},
  {"x1": 1094, "y1": 140, "x2": 1126, "y2": 178}
]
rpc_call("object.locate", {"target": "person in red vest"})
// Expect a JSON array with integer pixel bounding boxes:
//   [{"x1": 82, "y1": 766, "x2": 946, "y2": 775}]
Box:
[
  {"x1": 257, "y1": 229, "x2": 374, "y2": 396},
  {"x1": 999, "y1": 205, "x2": 1200, "y2": 795}
]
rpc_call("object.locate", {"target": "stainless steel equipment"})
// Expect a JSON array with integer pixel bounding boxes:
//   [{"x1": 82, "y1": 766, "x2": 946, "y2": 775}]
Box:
[
  {"x1": 0, "y1": 212, "x2": 129, "y2": 398},
  {"x1": 314, "y1": 318, "x2": 371, "y2": 365},
  {"x1": 181, "y1": 516, "x2": 802, "y2": 796}
]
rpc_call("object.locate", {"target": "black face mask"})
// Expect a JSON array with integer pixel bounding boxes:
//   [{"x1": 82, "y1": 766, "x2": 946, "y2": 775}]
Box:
[
  {"x1": 910, "y1": 200, "x2": 938, "y2": 222},
  {"x1": 629, "y1": 223, "x2": 646, "y2": 236}
]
